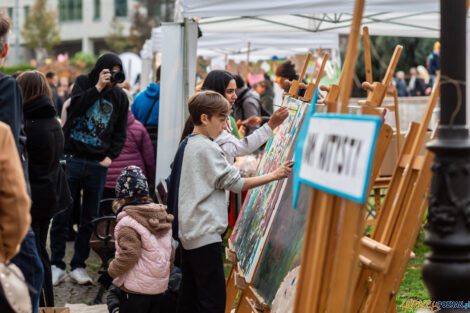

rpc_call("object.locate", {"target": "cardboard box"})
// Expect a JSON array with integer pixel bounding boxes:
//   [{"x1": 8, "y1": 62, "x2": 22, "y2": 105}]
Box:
[
  {"x1": 39, "y1": 308, "x2": 70, "y2": 313},
  {"x1": 379, "y1": 131, "x2": 432, "y2": 176}
]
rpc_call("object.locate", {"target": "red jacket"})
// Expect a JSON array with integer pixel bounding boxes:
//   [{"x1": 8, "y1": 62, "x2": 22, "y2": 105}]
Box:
[{"x1": 105, "y1": 111, "x2": 155, "y2": 189}]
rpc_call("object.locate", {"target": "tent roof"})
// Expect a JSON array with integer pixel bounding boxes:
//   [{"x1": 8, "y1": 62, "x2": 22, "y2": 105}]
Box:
[
  {"x1": 151, "y1": 28, "x2": 339, "y2": 58},
  {"x1": 177, "y1": 0, "x2": 470, "y2": 38},
  {"x1": 180, "y1": 0, "x2": 439, "y2": 17},
  {"x1": 197, "y1": 12, "x2": 442, "y2": 38}
]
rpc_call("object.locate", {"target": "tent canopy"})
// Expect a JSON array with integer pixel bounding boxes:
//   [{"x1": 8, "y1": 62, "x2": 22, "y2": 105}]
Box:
[
  {"x1": 151, "y1": 28, "x2": 340, "y2": 59},
  {"x1": 181, "y1": 0, "x2": 438, "y2": 17},
  {"x1": 176, "y1": 0, "x2": 459, "y2": 38}
]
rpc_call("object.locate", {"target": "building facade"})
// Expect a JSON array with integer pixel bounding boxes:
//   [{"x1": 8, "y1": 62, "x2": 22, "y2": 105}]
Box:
[{"x1": 1, "y1": 0, "x2": 137, "y2": 64}]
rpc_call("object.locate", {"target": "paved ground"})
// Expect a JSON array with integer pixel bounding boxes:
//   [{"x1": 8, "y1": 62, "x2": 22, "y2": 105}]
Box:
[{"x1": 51, "y1": 241, "x2": 109, "y2": 309}]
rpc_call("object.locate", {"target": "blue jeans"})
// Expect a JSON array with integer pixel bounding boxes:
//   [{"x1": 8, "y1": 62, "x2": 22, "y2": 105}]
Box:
[
  {"x1": 11, "y1": 228, "x2": 43, "y2": 313},
  {"x1": 50, "y1": 157, "x2": 108, "y2": 270}
]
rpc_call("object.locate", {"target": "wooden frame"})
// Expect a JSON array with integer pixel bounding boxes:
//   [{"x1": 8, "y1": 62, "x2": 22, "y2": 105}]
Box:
[{"x1": 351, "y1": 76, "x2": 440, "y2": 313}]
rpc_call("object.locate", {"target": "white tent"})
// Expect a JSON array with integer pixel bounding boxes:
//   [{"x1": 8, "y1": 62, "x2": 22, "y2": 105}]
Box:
[
  {"x1": 152, "y1": 28, "x2": 340, "y2": 59},
  {"x1": 154, "y1": 0, "x2": 469, "y2": 183},
  {"x1": 179, "y1": 0, "x2": 445, "y2": 38}
]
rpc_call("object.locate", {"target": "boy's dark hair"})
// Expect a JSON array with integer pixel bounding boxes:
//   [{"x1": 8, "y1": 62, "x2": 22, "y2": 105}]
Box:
[
  {"x1": 155, "y1": 66, "x2": 161, "y2": 82},
  {"x1": 275, "y1": 61, "x2": 298, "y2": 80},
  {"x1": 188, "y1": 91, "x2": 229, "y2": 126},
  {"x1": 45, "y1": 70, "x2": 57, "y2": 80},
  {"x1": 16, "y1": 71, "x2": 52, "y2": 103},
  {"x1": 0, "y1": 11, "x2": 11, "y2": 55},
  {"x1": 234, "y1": 75, "x2": 245, "y2": 89}
]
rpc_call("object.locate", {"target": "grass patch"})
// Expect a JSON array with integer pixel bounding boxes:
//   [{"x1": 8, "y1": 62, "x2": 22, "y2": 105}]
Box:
[{"x1": 396, "y1": 230, "x2": 431, "y2": 312}]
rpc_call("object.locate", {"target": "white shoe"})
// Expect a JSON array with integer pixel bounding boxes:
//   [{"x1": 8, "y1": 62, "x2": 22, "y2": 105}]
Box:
[
  {"x1": 70, "y1": 267, "x2": 92, "y2": 285},
  {"x1": 51, "y1": 265, "x2": 66, "y2": 286}
]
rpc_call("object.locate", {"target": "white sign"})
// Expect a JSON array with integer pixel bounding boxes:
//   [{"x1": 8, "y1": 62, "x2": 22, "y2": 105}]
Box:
[{"x1": 298, "y1": 114, "x2": 381, "y2": 203}]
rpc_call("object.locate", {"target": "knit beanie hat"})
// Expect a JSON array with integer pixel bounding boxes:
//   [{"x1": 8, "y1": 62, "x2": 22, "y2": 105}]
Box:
[
  {"x1": 275, "y1": 61, "x2": 298, "y2": 80},
  {"x1": 115, "y1": 166, "x2": 149, "y2": 199}
]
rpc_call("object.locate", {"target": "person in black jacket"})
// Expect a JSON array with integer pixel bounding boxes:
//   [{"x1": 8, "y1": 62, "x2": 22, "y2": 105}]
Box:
[
  {"x1": 16, "y1": 71, "x2": 72, "y2": 307},
  {"x1": 232, "y1": 75, "x2": 262, "y2": 136},
  {"x1": 50, "y1": 52, "x2": 129, "y2": 286},
  {"x1": 46, "y1": 70, "x2": 64, "y2": 117}
]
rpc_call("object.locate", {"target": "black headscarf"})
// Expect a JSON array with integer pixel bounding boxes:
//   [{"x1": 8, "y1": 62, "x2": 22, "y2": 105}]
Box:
[
  {"x1": 201, "y1": 70, "x2": 234, "y2": 96},
  {"x1": 88, "y1": 52, "x2": 123, "y2": 86}
]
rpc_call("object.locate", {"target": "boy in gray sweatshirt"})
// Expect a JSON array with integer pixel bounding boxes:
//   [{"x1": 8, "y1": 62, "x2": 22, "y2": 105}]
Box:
[{"x1": 168, "y1": 91, "x2": 292, "y2": 313}]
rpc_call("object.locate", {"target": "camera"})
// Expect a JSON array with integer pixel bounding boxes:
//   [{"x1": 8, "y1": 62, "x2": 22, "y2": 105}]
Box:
[{"x1": 110, "y1": 69, "x2": 125, "y2": 83}]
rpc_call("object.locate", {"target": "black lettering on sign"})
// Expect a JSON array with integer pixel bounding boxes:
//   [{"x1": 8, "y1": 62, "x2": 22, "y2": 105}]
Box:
[
  {"x1": 313, "y1": 134, "x2": 363, "y2": 177},
  {"x1": 303, "y1": 133, "x2": 318, "y2": 166}
]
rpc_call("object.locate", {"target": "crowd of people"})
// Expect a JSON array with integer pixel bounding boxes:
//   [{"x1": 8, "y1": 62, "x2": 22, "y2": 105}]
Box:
[
  {"x1": 393, "y1": 41, "x2": 440, "y2": 97},
  {"x1": 0, "y1": 10, "x2": 304, "y2": 313}
]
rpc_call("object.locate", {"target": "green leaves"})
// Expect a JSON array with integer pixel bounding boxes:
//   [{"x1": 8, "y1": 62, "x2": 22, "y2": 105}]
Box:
[{"x1": 21, "y1": 0, "x2": 60, "y2": 56}]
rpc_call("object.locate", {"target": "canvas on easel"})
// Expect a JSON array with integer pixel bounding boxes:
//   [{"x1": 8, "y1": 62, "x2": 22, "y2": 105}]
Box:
[{"x1": 231, "y1": 95, "x2": 309, "y2": 283}]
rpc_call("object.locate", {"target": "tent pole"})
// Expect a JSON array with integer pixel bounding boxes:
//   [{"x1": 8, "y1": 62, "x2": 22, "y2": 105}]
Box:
[{"x1": 183, "y1": 18, "x2": 190, "y2": 114}]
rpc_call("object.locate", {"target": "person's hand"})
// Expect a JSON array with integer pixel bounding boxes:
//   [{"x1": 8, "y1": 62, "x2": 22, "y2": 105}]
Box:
[
  {"x1": 242, "y1": 115, "x2": 262, "y2": 127},
  {"x1": 238, "y1": 125, "x2": 246, "y2": 137},
  {"x1": 267, "y1": 107, "x2": 289, "y2": 130},
  {"x1": 95, "y1": 69, "x2": 111, "y2": 92},
  {"x1": 98, "y1": 270, "x2": 113, "y2": 289},
  {"x1": 272, "y1": 160, "x2": 294, "y2": 180},
  {"x1": 100, "y1": 156, "x2": 112, "y2": 168}
]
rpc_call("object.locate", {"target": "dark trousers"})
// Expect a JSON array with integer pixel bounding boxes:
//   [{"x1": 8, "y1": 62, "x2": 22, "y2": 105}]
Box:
[
  {"x1": 101, "y1": 187, "x2": 116, "y2": 216},
  {"x1": 31, "y1": 216, "x2": 54, "y2": 307},
  {"x1": 50, "y1": 157, "x2": 108, "y2": 270},
  {"x1": 11, "y1": 228, "x2": 44, "y2": 313},
  {"x1": 176, "y1": 242, "x2": 226, "y2": 313},
  {"x1": 119, "y1": 290, "x2": 163, "y2": 313}
]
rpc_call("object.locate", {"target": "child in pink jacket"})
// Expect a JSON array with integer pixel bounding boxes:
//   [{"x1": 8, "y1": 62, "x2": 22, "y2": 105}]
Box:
[{"x1": 106, "y1": 166, "x2": 174, "y2": 313}]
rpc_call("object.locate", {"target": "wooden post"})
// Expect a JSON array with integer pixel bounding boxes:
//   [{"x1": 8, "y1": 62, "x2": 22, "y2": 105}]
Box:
[
  {"x1": 301, "y1": 53, "x2": 329, "y2": 102},
  {"x1": 393, "y1": 89, "x2": 401, "y2": 154},
  {"x1": 338, "y1": 0, "x2": 366, "y2": 113},
  {"x1": 362, "y1": 26, "x2": 373, "y2": 96}
]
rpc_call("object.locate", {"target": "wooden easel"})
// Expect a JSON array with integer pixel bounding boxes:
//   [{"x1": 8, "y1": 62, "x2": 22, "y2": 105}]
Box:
[
  {"x1": 360, "y1": 26, "x2": 402, "y2": 216},
  {"x1": 351, "y1": 76, "x2": 440, "y2": 313},
  {"x1": 292, "y1": 0, "x2": 367, "y2": 312},
  {"x1": 225, "y1": 52, "x2": 328, "y2": 313}
]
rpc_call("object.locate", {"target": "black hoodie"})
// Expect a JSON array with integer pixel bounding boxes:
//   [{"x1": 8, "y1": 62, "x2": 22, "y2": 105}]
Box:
[{"x1": 63, "y1": 53, "x2": 129, "y2": 161}]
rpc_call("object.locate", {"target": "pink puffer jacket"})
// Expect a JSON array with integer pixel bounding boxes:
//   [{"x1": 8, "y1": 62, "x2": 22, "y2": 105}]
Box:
[
  {"x1": 112, "y1": 210, "x2": 172, "y2": 294},
  {"x1": 105, "y1": 111, "x2": 155, "y2": 189}
]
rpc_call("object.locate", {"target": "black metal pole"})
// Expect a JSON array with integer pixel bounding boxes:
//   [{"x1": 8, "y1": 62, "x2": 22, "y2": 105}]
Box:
[{"x1": 423, "y1": 0, "x2": 470, "y2": 311}]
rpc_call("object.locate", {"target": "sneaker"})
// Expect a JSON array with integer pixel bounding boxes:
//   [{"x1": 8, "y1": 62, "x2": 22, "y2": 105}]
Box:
[
  {"x1": 51, "y1": 265, "x2": 66, "y2": 286},
  {"x1": 70, "y1": 267, "x2": 93, "y2": 285}
]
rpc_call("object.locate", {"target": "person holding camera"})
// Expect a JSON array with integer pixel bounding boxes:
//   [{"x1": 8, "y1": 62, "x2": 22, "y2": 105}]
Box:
[{"x1": 51, "y1": 52, "x2": 129, "y2": 285}]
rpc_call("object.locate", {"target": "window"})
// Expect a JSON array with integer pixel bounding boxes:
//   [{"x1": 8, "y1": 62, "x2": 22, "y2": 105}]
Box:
[
  {"x1": 24, "y1": 6, "x2": 30, "y2": 18},
  {"x1": 58, "y1": 0, "x2": 82, "y2": 22},
  {"x1": 114, "y1": 0, "x2": 127, "y2": 17},
  {"x1": 94, "y1": 0, "x2": 100, "y2": 20},
  {"x1": 7, "y1": 7, "x2": 13, "y2": 21}
]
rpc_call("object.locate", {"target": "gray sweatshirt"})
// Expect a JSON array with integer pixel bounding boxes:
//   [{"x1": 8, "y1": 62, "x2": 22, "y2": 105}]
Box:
[{"x1": 178, "y1": 134, "x2": 245, "y2": 250}]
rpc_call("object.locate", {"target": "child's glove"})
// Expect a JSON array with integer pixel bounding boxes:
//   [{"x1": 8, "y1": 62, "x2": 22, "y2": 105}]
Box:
[{"x1": 98, "y1": 270, "x2": 113, "y2": 289}]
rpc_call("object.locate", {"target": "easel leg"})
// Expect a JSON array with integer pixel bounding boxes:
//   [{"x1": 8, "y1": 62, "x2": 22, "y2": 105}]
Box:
[{"x1": 325, "y1": 201, "x2": 365, "y2": 313}]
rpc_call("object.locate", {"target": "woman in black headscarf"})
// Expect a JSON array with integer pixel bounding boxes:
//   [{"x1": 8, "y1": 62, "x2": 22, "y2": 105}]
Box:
[{"x1": 179, "y1": 70, "x2": 288, "y2": 164}]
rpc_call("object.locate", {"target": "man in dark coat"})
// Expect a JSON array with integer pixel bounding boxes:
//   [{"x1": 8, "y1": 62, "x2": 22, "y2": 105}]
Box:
[
  {"x1": 46, "y1": 70, "x2": 64, "y2": 117},
  {"x1": 233, "y1": 75, "x2": 262, "y2": 136},
  {"x1": 50, "y1": 52, "x2": 129, "y2": 286}
]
